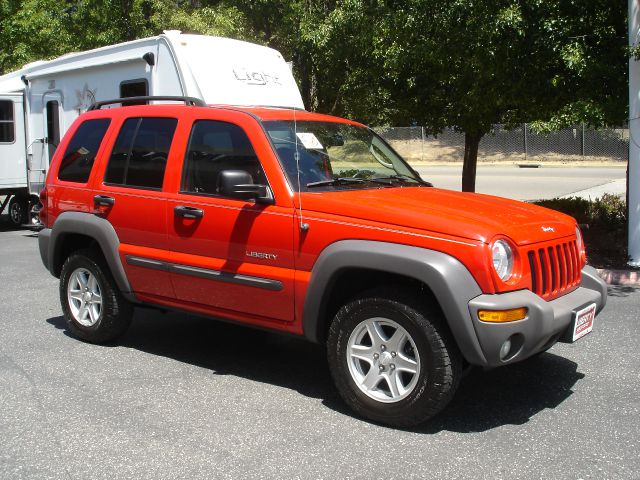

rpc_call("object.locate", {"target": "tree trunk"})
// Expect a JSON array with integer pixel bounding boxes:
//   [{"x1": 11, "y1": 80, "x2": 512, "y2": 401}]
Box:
[{"x1": 462, "y1": 131, "x2": 483, "y2": 192}]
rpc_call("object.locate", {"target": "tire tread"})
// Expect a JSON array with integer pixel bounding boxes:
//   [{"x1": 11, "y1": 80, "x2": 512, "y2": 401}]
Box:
[
  {"x1": 327, "y1": 287, "x2": 462, "y2": 427},
  {"x1": 59, "y1": 248, "x2": 132, "y2": 343}
]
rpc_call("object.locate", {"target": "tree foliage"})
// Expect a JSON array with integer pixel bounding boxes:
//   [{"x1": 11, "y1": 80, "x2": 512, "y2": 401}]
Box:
[
  {"x1": 371, "y1": 0, "x2": 627, "y2": 190},
  {"x1": 0, "y1": 0, "x2": 71, "y2": 73}
]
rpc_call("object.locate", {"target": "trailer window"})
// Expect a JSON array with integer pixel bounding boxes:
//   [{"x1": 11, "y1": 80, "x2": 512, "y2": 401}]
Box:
[
  {"x1": 120, "y1": 80, "x2": 148, "y2": 105},
  {"x1": 46, "y1": 100, "x2": 60, "y2": 158},
  {"x1": 105, "y1": 117, "x2": 177, "y2": 190},
  {"x1": 58, "y1": 119, "x2": 111, "y2": 183},
  {"x1": 0, "y1": 100, "x2": 15, "y2": 143}
]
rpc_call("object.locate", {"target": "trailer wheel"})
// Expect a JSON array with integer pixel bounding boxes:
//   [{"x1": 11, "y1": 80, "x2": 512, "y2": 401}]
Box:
[{"x1": 8, "y1": 196, "x2": 27, "y2": 226}]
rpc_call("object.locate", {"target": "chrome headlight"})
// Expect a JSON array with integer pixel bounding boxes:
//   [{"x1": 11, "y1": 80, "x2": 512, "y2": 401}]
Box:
[
  {"x1": 575, "y1": 226, "x2": 583, "y2": 252},
  {"x1": 492, "y1": 239, "x2": 513, "y2": 281}
]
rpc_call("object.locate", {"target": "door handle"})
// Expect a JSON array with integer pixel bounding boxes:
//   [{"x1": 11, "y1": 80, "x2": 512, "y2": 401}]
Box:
[
  {"x1": 94, "y1": 195, "x2": 115, "y2": 207},
  {"x1": 174, "y1": 205, "x2": 204, "y2": 219}
]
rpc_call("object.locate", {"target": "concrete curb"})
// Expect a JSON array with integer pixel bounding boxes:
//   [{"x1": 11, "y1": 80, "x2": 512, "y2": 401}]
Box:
[{"x1": 597, "y1": 269, "x2": 640, "y2": 287}]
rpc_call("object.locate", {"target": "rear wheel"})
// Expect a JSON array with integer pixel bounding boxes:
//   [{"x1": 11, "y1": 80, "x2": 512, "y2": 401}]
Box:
[
  {"x1": 327, "y1": 289, "x2": 462, "y2": 427},
  {"x1": 8, "y1": 196, "x2": 27, "y2": 226},
  {"x1": 60, "y1": 249, "x2": 133, "y2": 343}
]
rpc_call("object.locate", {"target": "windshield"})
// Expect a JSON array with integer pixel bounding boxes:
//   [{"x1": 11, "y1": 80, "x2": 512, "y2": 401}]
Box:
[{"x1": 263, "y1": 121, "x2": 426, "y2": 191}]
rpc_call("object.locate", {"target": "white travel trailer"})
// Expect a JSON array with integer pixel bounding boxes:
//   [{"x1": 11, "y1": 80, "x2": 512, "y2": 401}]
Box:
[{"x1": 0, "y1": 30, "x2": 304, "y2": 226}]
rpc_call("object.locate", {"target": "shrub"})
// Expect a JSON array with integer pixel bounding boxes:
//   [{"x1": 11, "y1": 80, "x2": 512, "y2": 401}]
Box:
[
  {"x1": 534, "y1": 194, "x2": 626, "y2": 228},
  {"x1": 532, "y1": 194, "x2": 628, "y2": 268}
]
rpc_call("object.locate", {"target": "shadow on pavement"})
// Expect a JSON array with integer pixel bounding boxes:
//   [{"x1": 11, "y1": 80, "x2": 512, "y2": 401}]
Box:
[
  {"x1": 0, "y1": 213, "x2": 37, "y2": 234},
  {"x1": 0, "y1": 219, "x2": 23, "y2": 233},
  {"x1": 417, "y1": 353, "x2": 584, "y2": 434},
  {"x1": 607, "y1": 285, "x2": 640, "y2": 297},
  {"x1": 46, "y1": 308, "x2": 585, "y2": 433}
]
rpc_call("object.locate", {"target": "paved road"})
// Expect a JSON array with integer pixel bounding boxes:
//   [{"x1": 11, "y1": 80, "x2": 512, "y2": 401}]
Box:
[
  {"x1": 0, "y1": 227, "x2": 639, "y2": 479},
  {"x1": 415, "y1": 166, "x2": 626, "y2": 200}
]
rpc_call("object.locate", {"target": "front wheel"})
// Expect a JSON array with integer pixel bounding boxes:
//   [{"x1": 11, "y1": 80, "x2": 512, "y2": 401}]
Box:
[{"x1": 327, "y1": 289, "x2": 462, "y2": 427}]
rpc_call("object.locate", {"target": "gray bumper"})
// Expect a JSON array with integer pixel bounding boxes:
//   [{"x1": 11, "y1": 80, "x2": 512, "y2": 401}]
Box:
[
  {"x1": 467, "y1": 265, "x2": 607, "y2": 366},
  {"x1": 38, "y1": 228, "x2": 52, "y2": 274}
]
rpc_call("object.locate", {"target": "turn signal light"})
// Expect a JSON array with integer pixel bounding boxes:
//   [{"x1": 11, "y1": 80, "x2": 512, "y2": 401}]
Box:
[{"x1": 478, "y1": 307, "x2": 528, "y2": 323}]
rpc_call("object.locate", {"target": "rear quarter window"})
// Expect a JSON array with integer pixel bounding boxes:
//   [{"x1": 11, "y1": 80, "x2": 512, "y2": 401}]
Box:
[{"x1": 58, "y1": 119, "x2": 111, "y2": 183}]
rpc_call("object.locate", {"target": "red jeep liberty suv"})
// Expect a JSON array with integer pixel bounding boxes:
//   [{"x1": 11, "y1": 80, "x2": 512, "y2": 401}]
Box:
[{"x1": 38, "y1": 96, "x2": 607, "y2": 427}]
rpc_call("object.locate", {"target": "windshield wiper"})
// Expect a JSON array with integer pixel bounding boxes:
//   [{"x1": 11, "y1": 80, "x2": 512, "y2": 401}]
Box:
[
  {"x1": 306, "y1": 177, "x2": 365, "y2": 188},
  {"x1": 372, "y1": 174, "x2": 432, "y2": 186}
]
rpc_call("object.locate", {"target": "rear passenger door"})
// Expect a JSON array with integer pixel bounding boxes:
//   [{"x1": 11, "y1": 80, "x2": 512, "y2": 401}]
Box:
[
  {"x1": 165, "y1": 114, "x2": 295, "y2": 323},
  {"x1": 94, "y1": 115, "x2": 178, "y2": 300}
]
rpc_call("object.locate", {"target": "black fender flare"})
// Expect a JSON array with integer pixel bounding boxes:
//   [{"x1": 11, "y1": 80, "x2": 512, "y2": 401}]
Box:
[
  {"x1": 40, "y1": 211, "x2": 132, "y2": 294},
  {"x1": 301, "y1": 240, "x2": 487, "y2": 365}
]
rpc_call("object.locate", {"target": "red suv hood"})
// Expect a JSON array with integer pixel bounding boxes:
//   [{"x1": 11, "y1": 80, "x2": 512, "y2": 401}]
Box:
[{"x1": 300, "y1": 187, "x2": 576, "y2": 246}]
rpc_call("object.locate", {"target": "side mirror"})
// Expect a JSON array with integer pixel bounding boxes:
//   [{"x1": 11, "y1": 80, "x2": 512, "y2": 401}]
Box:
[{"x1": 218, "y1": 170, "x2": 273, "y2": 204}]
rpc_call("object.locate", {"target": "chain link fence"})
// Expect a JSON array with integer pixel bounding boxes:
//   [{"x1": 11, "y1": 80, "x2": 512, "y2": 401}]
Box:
[{"x1": 375, "y1": 124, "x2": 629, "y2": 164}]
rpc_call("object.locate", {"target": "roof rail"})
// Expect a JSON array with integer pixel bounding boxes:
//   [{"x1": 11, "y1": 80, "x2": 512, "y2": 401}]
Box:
[{"x1": 88, "y1": 96, "x2": 206, "y2": 110}]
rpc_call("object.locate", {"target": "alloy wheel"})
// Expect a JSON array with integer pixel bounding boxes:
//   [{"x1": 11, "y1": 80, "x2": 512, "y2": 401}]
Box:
[
  {"x1": 67, "y1": 267, "x2": 103, "y2": 327},
  {"x1": 346, "y1": 317, "x2": 421, "y2": 403}
]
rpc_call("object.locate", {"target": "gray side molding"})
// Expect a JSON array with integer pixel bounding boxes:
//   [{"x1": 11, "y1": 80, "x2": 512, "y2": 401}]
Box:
[
  {"x1": 48, "y1": 212, "x2": 132, "y2": 294},
  {"x1": 302, "y1": 240, "x2": 487, "y2": 365}
]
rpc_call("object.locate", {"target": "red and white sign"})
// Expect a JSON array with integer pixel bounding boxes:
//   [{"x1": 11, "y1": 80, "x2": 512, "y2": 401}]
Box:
[{"x1": 572, "y1": 303, "x2": 596, "y2": 342}]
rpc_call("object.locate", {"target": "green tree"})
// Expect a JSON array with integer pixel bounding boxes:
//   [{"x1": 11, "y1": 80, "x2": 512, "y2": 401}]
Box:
[
  {"x1": 376, "y1": 0, "x2": 627, "y2": 191},
  {"x1": 0, "y1": 0, "x2": 253, "y2": 74},
  {"x1": 202, "y1": 1, "x2": 387, "y2": 121},
  {"x1": 0, "y1": 0, "x2": 71, "y2": 74},
  {"x1": 63, "y1": 0, "x2": 251, "y2": 51}
]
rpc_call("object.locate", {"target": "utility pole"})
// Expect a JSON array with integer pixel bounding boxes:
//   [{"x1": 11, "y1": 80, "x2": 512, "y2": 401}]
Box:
[{"x1": 629, "y1": 0, "x2": 640, "y2": 266}]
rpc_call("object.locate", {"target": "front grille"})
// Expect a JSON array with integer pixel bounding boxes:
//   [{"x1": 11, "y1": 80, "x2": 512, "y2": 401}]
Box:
[{"x1": 527, "y1": 239, "x2": 581, "y2": 300}]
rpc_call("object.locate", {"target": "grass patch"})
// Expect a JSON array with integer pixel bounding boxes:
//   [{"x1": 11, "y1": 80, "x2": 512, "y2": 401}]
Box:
[{"x1": 533, "y1": 194, "x2": 629, "y2": 269}]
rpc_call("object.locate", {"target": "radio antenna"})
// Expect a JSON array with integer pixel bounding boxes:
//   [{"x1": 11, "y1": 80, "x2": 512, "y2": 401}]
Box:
[{"x1": 293, "y1": 107, "x2": 309, "y2": 231}]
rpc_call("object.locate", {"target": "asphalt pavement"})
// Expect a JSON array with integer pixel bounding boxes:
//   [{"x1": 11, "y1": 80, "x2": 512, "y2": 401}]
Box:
[{"x1": 0, "y1": 225, "x2": 638, "y2": 479}]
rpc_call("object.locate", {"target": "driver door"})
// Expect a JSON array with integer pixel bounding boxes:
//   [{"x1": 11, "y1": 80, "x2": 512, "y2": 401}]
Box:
[{"x1": 165, "y1": 114, "x2": 295, "y2": 323}]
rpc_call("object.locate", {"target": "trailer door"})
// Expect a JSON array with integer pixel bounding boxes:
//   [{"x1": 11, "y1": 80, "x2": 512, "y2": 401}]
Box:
[
  {"x1": 29, "y1": 92, "x2": 62, "y2": 194},
  {"x1": 0, "y1": 93, "x2": 27, "y2": 190},
  {"x1": 44, "y1": 96, "x2": 61, "y2": 162}
]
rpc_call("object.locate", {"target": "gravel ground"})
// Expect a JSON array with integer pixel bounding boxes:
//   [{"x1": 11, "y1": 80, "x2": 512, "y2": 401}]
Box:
[{"x1": 0, "y1": 225, "x2": 638, "y2": 480}]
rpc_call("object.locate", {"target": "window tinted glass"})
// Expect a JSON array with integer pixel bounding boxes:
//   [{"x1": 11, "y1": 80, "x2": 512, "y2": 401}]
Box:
[
  {"x1": 58, "y1": 119, "x2": 111, "y2": 183},
  {"x1": 182, "y1": 120, "x2": 266, "y2": 196},
  {"x1": 104, "y1": 118, "x2": 136, "y2": 185},
  {"x1": 120, "y1": 80, "x2": 148, "y2": 105},
  {"x1": 46, "y1": 100, "x2": 60, "y2": 159},
  {"x1": 0, "y1": 100, "x2": 15, "y2": 143},
  {"x1": 105, "y1": 117, "x2": 177, "y2": 189}
]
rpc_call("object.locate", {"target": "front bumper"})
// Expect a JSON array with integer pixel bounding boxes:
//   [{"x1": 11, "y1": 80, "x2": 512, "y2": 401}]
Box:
[{"x1": 468, "y1": 265, "x2": 607, "y2": 366}]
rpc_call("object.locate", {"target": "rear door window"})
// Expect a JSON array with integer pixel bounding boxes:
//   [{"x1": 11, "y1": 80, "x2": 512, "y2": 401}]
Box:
[
  {"x1": 58, "y1": 119, "x2": 111, "y2": 183},
  {"x1": 105, "y1": 117, "x2": 177, "y2": 190}
]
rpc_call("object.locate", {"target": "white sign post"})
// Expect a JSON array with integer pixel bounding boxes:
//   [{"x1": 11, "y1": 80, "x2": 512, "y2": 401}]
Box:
[{"x1": 629, "y1": 0, "x2": 640, "y2": 266}]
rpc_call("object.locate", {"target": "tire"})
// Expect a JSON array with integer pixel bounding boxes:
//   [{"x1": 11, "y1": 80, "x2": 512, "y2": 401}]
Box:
[
  {"x1": 8, "y1": 196, "x2": 27, "y2": 226},
  {"x1": 60, "y1": 248, "x2": 133, "y2": 343},
  {"x1": 327, "y1": 288, "x2": 462, "y2": 428}
]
